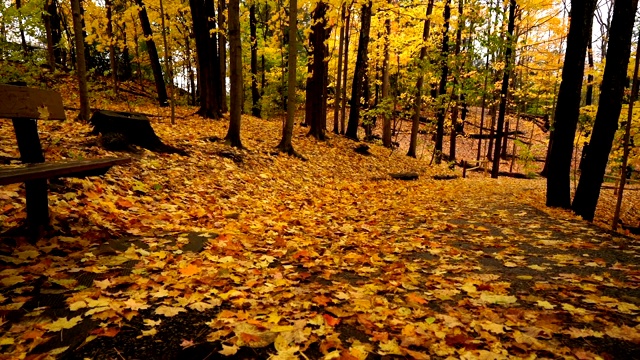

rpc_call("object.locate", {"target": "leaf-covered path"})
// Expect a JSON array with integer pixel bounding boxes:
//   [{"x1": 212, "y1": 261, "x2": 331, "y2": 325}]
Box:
[{"x1": 1, "y1": 108, "x2": 639, "y2": 359}]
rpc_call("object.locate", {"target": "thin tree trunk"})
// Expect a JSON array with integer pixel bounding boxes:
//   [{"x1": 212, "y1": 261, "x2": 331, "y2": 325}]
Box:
[
  {"x1": 16, "y1": 0, "x2": 28, "y2": 57},
  {"x1": 135, "y1": 0, "x2": 169, "y2": 107},
  {"x1": 340, "y1": 6, "x2": 351, "y2": 135},
  {"x1": 476, "y1": 0, "x2": 493, "y2": 163},
  {"x1": 573, "y1": 0, "x2": 639, "y2": 221},
  {"x1": 70, "y1": 0, "x2": 90, "y2": 121},
  {"x1": 346, "y1": 1, "x2": 373, "y2": 140},
  {"x1": 408, "y1": 0, "x2": 434, "y2": 157},
  {"x1": 106, "y1": 0, "x2": 118, "y2": 93},
  {"x1": 159, "y1": 0, "x2": 175, "y2": 124},
  {"x1": 43, "y1": 0, "x2": 56, "y2": 69},
  {"x1": 184, "y1": 33, "x2": 196, "y2": 105},
  {"x1": 381, "y1": 17, "x2": 392, "y2": 148},
  {"x1": 333, "y1": 3, "x2": 345, "y2": 134},
  {"x1": 261, "y1": 4, "x2": 268, "y2": 96},
  {"x1": 449, "y1": 0, "x2": 464, "y2": 161},
  {"x1": 219, "y1": 0, "x2": 228, "y2": 113},
  {"x1": 277, "y1": 0, "x2": 298, "y2": 154},
  {"x1": 131, "y1": 13, "x2": 143, "y2": 86},
  {"x1": 225, "y1": 0, "x2": 242, "y2": 147},
  {"x1": 490, "y1": 0, "x2": 516, "y2": 178},
  {"x1": 546, "y1": 0, "x2": 596, "y2": 207},
  {"x1": 250, "y1": 3, "x2": 261, "y2": 117},
  {"x1": 586, "y1": 40, "x2": 594, "y2": 106},
  {"x1": 434, "y1": 0, "x2": 452, "y2": 164}
]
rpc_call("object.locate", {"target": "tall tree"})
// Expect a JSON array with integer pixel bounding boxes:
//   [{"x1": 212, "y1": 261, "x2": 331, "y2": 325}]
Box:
[
  {"x1": 546, "y1": 0, "x2": 597, "y2": 208},
  {"x1": 346, "y1": 1, "x2": 373, "y2": 140},
  {"x1": 490, "y1": 0, "x2": 516, "y2": 178},
  {"x1": 277, "y1": 0, "x2": 298, "y2": 154},
  {"x1": 70, "y1": 0, "x2": 90, "y2": 120},
  {"x1": 381, "y1": 16, "x2": 392, "y2": 148},
  {"x1": 189, "y1": 0, "x2": 222, "y2": 118},
  {"x1": 572, "y1": 0, "x2": 639, "y2": 220},
  {"x1": 307, "y1": 1, "x2": 330, "y2": 140},
  {"x1": 449, "y1": 0, "x2": 464, "y2": 161},
  {"x1": 250, "y1": 2, "x2": 261, "y2": 117},
  {"x1": 333, "y1": 3, "x2": 346, "y2": 134},
  {"x1": 434, "y1": 0, "x2": 452, "y2": 164},
  {"x1": 340, "y1": 5, "x2": 351, "y2": 134},
  {"x1": 134, "y1": 0, "x2": 169, "y2": 107},
  {"x1": 408, "y1": 0, "x2": 434, "y2": 157},
  {"x1": 105, "y1": 0, "x2": 118, "y2": 93},
  {"x1": 225, "y1": 0, "x2": 242, "y2": 147},
  {"x1": 219, "y1": 0, "x2": 228, "y2": 113}
]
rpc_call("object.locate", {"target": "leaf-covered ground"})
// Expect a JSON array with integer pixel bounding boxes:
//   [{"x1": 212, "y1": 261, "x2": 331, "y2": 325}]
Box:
[{"x1": 1, "y1": 86, "x2": 640, "y2": 359}]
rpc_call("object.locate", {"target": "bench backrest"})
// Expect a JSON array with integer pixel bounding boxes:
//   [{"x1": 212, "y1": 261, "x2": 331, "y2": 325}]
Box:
[{"x1": 0, "y1": 84, "x2": 66, "y2": 120}]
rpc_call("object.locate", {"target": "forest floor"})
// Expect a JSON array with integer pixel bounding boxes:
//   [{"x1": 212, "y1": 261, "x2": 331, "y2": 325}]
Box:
[{"x1": 0, "y1": 78, "x2": 639, "y2": 359}]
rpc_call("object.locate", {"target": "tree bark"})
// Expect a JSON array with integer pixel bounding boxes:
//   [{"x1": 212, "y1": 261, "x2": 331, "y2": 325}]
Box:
[
  {"x1": 70, "y1": 0, "x2": 90, "y2": 121},
  {"x1": 346, "y1": 1, "x2": 373, "y2": 141},
  {"x1": 340, "y1": 6, "x2": 351, "y2": 135},
  {"x1": 434, "y1": 0, "x2": 452, "y2": 164},
  {"x1": 277, "y1": 0, "x2": 298, "y2": 153},
  {"x1": 307, "y1": 2, "x2": 330, "y2": 140},
  {"x1": 135, "y1": 0, "x2": 169, "y2": 107},
  {"x1": 218, "y1": 0, "x2": 228, "y2": 113},
  {"x1": 490, "y1": 0, "x2": 516, "y2": 178},
  {"x1": 546, "y1": 0, "x2": 596, "y2": 207},
  {"x1": 250, "y1": 3, "x2": 261, "y2": 117},
  {"x1": 381, "y1": 17, "x2": 392, "y2": 148},
  {"x1": 333, "y1": 3, "x2": 346, "y2": 134},
  {"x1": 449, "y1": 0, "x2": 464, "y2": 161},
  {"x1": 225, "y1": 0, "x2": 242, "y2": 147},
  {"x1": 42, "y1": 0, "x2": 57, "y2": 69},
  {"x1": 586, "y1": 40, "x2": 595, "y2": 106},
  {"x1": 408, "y1": 0, "x2": 434, "y2": 157},
  {"x1": 573, "y1": 0, "x2": 639, "y2": 221},
  {"x1": 189, "y1": 0, "x2": 222, "y2": 118},
  {"x1": 106, "y1": 0, "x2": 118, "y2": 93}
]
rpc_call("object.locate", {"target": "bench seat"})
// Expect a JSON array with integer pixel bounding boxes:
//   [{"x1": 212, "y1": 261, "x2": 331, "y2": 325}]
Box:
[{"x1": 0, "y1": 157, "x2": 131, "y2": 185}]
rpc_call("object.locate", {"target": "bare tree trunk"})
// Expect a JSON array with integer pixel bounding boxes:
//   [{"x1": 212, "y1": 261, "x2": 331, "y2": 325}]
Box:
[
  {"x1": 586, "y1": 40, "x2": 595, "y2": 106},
  {"x1": 43, "y1": 0, "x2": 56, "y2": 69},
  {"x1": 16, "y1": 0, "x2": 28, "y2": 57},
  {"x1": 346, "y1": 1, "x2": 373, "y2": 141},
  {"x1": 225, "y1": 0, "x2": 243, "y2": 147},
  {"x1": 381, "y1": 17, "x2": 392, "y2": 148},
  {"x1": 434, "y1": 0, "x2": 452, "y2": 164},
  {"x1": 408, "y1": 0, "x2": 434, "y2": 157},
  {"x1": 333, "y1": 3, "x2": 345, "y2": 134},
  {"x1": 490, "y1": 0, "x2": 516, "y2": 178},
  {"x1": 106, "y1": 0, "x2": 118, "y2": 93},
  {"x1": 250, "y1": 3, "x2": 261, "y2": 117},
  {"x1": 159, "y1": 0, "x2": 175, "y2": 124},
  {"x1": 135, "y1": 0, "x2": 169, "y2": 107},
  {"x1": 307, "y1": 2, "x2": 330, "y2": 140},
  {"x1": 277, "y1": 0, "x2": 298, "y2": 154},
  {"x1": 219, "y1": 0, "x2": 228, "y2": 113},
  {"x1": 340, "y1": 6, "x2": 351, "y2": 135},
  {"x1": 449, "y1": 0, "x2": 464, "y2": 161},
  {"x1": 70, "y1": 0, "x2": 90, "y2": 120}
]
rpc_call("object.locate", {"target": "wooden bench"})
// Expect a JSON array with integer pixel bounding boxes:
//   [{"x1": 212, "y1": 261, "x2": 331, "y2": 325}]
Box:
[{"x1": 0, "y1": 83, "x2": 130, "y2": 237}]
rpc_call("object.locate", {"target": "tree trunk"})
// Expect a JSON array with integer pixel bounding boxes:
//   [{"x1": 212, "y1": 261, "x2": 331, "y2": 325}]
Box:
[
  {"x1": 250, "y1": 3, "x2": 261, "y2": 117},
  {"x1": 307, "y1": 2, "x2": 330, "y2": 140},
  {"x1": 573, "y1": 0, "x2": 639, "y2": 221},
  {"x1": 346, "y1": 1, "x2": 373, "y2": 141},
  {"x1": 340, "y1": 6, "x2": 351, "y2": 135},
  {"x1": 490, "y1": 0, "x2": 516, "y2": 178},
  {"x1": 381, "y1": 17, "x2": 392, "y2": 148},
  {"x1": 159, "y1": 0, "x2": 175, "y2": 124},
  {"x1": 184, "y1": 33, "x2": 196, "y2": 105},
  {"x1": 261, "y1": 4, "x2": 268, "y2": 96},
  {"x1": 218, "y1": 0, "x2": 228, "y2": 113},
  {"x1": 333, "y1": 3, "x2": 346, "y2": 134},
  {"x1": 586, "y1": 40, "x2": 594, "y2": 106},
  {"x1": 70, "y1": 0, "x2": 90, "y2": 121},
  {"x1": 135, "y1": 0, "x2": 169, "y2": 107},
  {"x1": 43, "y1": 0, "x2": 56, "y2": 69},
  {"x1": 189, "y1": 0, "x2": 222, "y2": 118},
  {"x1": 434, "y1": 0, "x2": 452, "y2": 164},
  {"x1": 225, "y1": 0, "x2": 242, "y2": 147},
  {"x1": 16, "y1": 0, "x2": 28, "y2": 57},
  {"x1": 546, "y1": 0, "x2": 596, "y2": 207},
  {"x1": 277, "y1": 0, "x2": 298, "y2": 154},
  {"x1": 449, "y1": 0, "x2": 464, "y2": 161},
  {"x1": 121, "y1": 26, "x2": 132, "y2": 80},
  {"x1": 106, "y1": 0, "x2": 118, "y2": 93},
  {"x1": 476, "y1": 0, "x2": 493, "y2": 163},
  {"x1": 408, "y1": 0, "x2": 434, "y2": 157}
]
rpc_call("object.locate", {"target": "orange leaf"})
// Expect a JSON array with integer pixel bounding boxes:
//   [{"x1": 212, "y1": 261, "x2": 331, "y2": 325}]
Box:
[
  {"x1": 116, "y1": 198, "x2": 133, "y2": 208},
  {"x1": 313, "y1": 295, "x2": 332, "y2": 306},
  {"x1": 406, "y1": 293, "x2": 428, "y2": 305},
  {"x1": 240, "y1": 332, "x2": 262, "y2": 343},
  {"x1": 323, "y1": 313, "x2": 340, "y2": 327},
  {"x1": 22, "y1": 330, "x2": 45, "y2": 340},
  {"x1": 179, "y1": 264, "x2": 201, "y2": 276}
]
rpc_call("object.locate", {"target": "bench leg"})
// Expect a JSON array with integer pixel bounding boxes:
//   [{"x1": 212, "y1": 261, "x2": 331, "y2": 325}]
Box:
[{"x1": 25, "y1": 179, "x2": 49, "y2": 239}]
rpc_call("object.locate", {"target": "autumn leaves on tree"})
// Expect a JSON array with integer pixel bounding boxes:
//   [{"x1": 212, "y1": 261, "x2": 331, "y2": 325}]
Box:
[{"x1": 3, "y1": 0, "x2": 639, "y2": 223}]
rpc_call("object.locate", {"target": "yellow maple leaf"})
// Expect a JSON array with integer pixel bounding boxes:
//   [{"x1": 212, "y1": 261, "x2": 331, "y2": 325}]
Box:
[
  {"x1": 155, "y1": 305, "x2": 186, "y2": 317},
  {"x1": 219, "y1": 344, "x2": 239, "y2": 356},
  {"x1": 536, "y1": 300, "x2": 555, "y2": 310},
  {"x1": 179, "y1": 264, "x2": 201, "y2": 276},
  {"x1": 44, "y1": 316, "x2": 83, "y2": 332}
]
